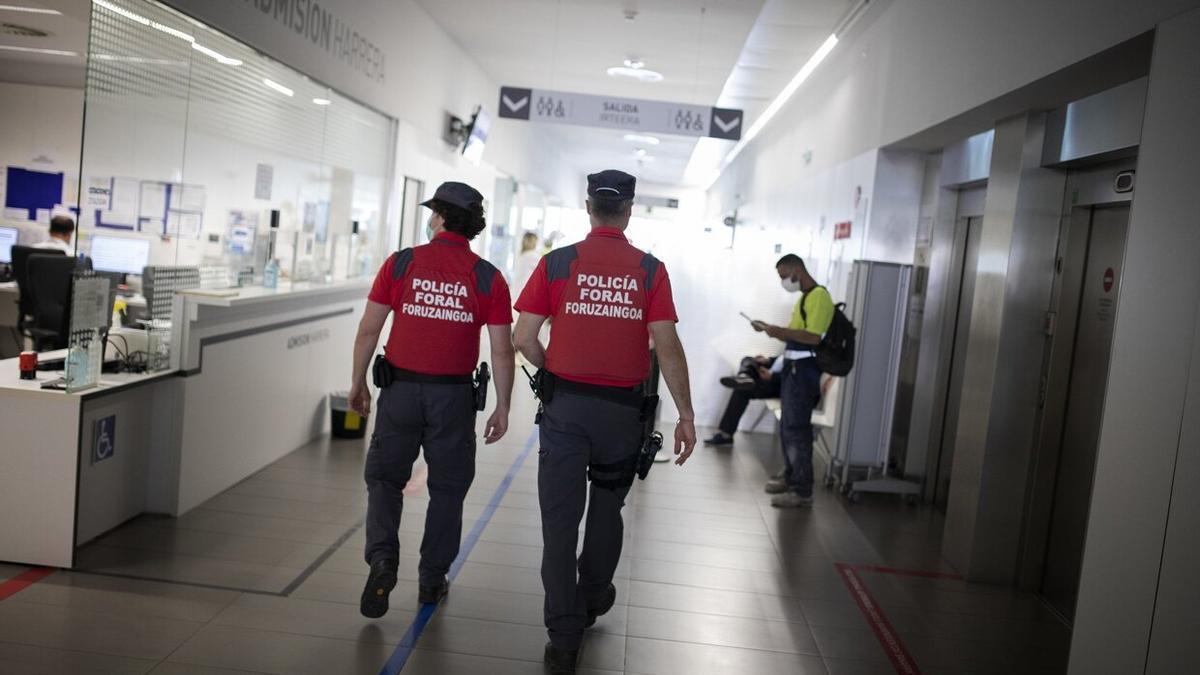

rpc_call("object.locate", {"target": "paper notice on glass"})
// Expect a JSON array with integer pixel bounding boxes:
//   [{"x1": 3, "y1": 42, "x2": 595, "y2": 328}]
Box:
[
  {"x1": 139, "y1": 181, "x2": 167, "y2": 220},
  {"x1": 111, "y1": 177, "x2": 139, "y2": 215},
  {"x1": 85, "y1": 176, "x2": 112, "y2": 209},
  {"x1": 226, "y1": 209, "x2": 258, "y2": 255},
  {"x1": 166, "y1": 210, "x2": 203, "y2": 238},
  {"x1": 35, "y1": 208, "x2": 51, "y2": 224},
  {"x1": 254, "y1": 164, "x2": 273, "y2": 200},
  {"x1": 170, "y1": 184, "x2": 206, "y2": 212}
]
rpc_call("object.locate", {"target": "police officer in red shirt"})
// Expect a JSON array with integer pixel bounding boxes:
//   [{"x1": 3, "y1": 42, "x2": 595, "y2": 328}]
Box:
[
  {"x1": 348, "y1": 181, "x2": 515, "y2": 618},
  {"x1": 514, "y1": 170, "x2": 697, "y2": 673}
]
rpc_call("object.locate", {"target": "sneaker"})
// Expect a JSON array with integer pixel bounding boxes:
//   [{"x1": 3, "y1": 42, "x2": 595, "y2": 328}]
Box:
[
  {"x1": 417, "y1": 577, "x2": 449, "y2": 605},
  {"x1": 771, "y1": 492, "x2": 814, "y2": 508},
  {"x1": 703, "y1": 431, "x2": 734, "y2": 446},
  {"x1": 764, "y1": 477, "x2": 789, "y2": 494},
  {"x1": 585, "y1": 583, "x2": 617, "y2": 628},
  {"x1": 360, "y1": 560, "x2": 397, "y2": 618},
  {"x1": 544, "y1": 642, "x2": 579, "y2": 674},
  {"x1": 719, "y1": 374, "x2": 756, "y2": 391}
]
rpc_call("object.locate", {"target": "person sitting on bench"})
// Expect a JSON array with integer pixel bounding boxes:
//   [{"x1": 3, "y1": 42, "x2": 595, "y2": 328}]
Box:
[{"x1": 703, "y1": 354, "x2": 782, "y2": 446}]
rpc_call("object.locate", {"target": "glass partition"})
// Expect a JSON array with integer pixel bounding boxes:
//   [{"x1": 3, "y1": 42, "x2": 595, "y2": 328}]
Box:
[{"x1": 75, "y1": 0, "x2": 394, "y2": 368}]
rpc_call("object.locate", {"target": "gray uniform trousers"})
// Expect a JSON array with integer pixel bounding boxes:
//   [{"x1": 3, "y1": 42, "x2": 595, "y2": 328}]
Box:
[
  {"x1": 363, "y1": 380, "x2": 476, "y2": 586},
  {"x1": 538, "y1": 390, "x2": 643, "y2": 650}
]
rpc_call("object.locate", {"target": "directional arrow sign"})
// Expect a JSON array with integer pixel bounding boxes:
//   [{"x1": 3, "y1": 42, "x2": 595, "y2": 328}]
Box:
[
  {"x1": 499, "y1": 87, "x2": 532, "y2": 120},
  {"x1": 709, "y1": 107, "x2": 743, "y2": 140},
  {"x1": 497, "y1": 86, "x2": 743, "y2": 140}
]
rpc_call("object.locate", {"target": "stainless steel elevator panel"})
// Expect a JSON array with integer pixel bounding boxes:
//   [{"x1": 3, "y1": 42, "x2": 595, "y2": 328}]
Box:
[
  {"x1": 1041, "y1": 205, "x2": 1130, "y2": 621},
  {"x1": 934, "y1": 215, "x2": 984, "y2": 510}
]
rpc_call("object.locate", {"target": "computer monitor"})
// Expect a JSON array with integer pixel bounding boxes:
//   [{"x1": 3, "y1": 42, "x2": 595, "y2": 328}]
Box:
[
  {"x1": 91, "y1": 235, "x2": 150, "y2": 275},
  {"x1": 0, "y1": 226, "x2": 17, "y2": 264}
]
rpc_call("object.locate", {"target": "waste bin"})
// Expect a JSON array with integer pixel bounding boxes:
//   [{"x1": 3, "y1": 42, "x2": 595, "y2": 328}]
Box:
[{"x1": 330, "y1": 391, "x2": 367, "y2": 439}]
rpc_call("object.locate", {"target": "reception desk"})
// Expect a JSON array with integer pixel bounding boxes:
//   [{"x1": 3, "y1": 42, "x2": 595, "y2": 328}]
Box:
[{"x1": 0, "y1": 280, "x2": 369, "y2": 568}]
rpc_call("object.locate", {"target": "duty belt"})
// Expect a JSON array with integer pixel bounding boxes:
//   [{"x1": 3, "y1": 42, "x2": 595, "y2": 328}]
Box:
[
  {"x1": 550, "y1": 373, "x2": 644, "y2": 408},
  {"x1": 390, "y1": 365, "x2": 473, "y2": 385}
]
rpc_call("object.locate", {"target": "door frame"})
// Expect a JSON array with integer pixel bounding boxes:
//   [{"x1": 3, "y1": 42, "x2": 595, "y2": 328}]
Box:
[
  {"x1": 1017, "y1": 159, "x2": 1137, "y2": 600},
  {"x1": 925, "y1": 186, "x2": 987, "y2": 509}
]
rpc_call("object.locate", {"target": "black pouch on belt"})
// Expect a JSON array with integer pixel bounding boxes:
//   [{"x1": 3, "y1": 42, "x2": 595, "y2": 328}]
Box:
[
  {"x1": 473, "y1": 362, "x2": 490, "y2": 411},
  {"x1": 372, "y1": 354, "x2": 394, "y2": 388}
]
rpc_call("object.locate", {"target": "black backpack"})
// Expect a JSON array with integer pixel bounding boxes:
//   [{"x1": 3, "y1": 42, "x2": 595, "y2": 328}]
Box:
[{"x1": 801, "y1": 289, "x2": 857, "y2": 376}]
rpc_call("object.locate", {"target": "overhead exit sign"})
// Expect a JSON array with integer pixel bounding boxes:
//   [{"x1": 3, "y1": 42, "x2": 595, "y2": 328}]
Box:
[{"x1": 498, "y1": 86, "x2": 743, "y2": 141}]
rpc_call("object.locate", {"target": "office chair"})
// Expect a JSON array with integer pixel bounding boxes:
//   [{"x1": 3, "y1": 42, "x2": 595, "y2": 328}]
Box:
[
  {"x1": 26, "y1": 253, "x2": 82, "y2": 351},
  {"x1": 11, "y1": 244, "x2": 65, "y2": 341}
]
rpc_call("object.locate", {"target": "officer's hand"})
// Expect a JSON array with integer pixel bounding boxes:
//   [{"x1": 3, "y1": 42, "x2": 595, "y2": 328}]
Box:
[
  {"x1": 753, "y1": 355, "x2": 770, "y2": 365},
  {"x1": 673, "y1": 419, "x2": 697, "y2": 465},
  {"x1": 484, "y1": 407, "x2": 508, "y2": 444},
  {"x1": 756, "y1": 366, "x2": 772, "y2": 380},
  {"x1": 751, "y1": 320, "x2": 767, "y2": 332},
  {"x1": 349, "y1": 381, "x2": 371, "y2": 417}
]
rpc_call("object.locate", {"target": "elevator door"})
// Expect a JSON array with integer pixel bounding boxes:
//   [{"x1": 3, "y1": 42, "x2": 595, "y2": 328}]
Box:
[
  {"x1": 1041, "y1": 205, "x2": 1129, "y2": 621},
  {"x1": 933, "y1": 215, "x2": 983, "y2": 510}
]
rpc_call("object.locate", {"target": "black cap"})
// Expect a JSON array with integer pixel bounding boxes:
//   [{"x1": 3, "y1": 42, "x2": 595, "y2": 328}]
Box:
[
  {"x1": 587, "y1": 170, "x2": 636, "y2": 201},
  {"x1": 421, "y1": 181, "x2": 483, "y2": 211}
]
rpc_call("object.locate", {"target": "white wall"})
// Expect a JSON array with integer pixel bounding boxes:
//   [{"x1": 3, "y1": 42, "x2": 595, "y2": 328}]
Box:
[{"x1": 710, "y1": 0, "x2": 1200, "y2": 220}]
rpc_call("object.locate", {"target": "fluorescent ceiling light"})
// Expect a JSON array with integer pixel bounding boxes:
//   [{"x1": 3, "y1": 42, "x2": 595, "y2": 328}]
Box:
[
  {"x1": 0, "y1": 4, "x2": 62, "y2": 14},
  {"x1": 0, "y1": 44, "x2": 77, "y2": 56},
  {"x1": 93, "y1": 0, "x2": 149, "y2": 26},
  {"x1": 635, "y1": 148, "x2": 648, "y2": 158},
  {"x1": 192, "y1": 42, "x2": 241, "y2": 65},
  {"x1": 720, "y1": 33, "x2": 838, "y2": 170},
  {"x1": 607, "y1": 65, "x2": 663, "y2": 83},
  {"x1": 312, "y1": 97, "x2": 331, "y2": 105},
  {"x1": 623, "y1": 134, "x2": 660, "y2": 146},
  {"x1": 151, "y1": 21, "x2": 193, "y2": 42},
  {"x1": 93, "y1": 53, "x2": 178, "y2": 65},
  {"x1": 262, "y1": 77, "x2": 293, "y2": 97}
]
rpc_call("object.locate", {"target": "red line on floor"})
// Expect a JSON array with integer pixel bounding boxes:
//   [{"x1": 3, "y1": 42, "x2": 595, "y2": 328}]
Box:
[
  {"x1": 0, "y1": 567, "x2": 54, "y2": 602},
  {"x1": 835, "y1": 562, "x2": 922, "y2": 675},
  {"x1": 857, "y1": 565, "x2": 963, "y2": 581}
]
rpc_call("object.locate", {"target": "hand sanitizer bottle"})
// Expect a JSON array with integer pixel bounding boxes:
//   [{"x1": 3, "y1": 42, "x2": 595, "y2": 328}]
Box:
[{"x1": 263, "y1": 258, "x2": 280, "y2": 289}]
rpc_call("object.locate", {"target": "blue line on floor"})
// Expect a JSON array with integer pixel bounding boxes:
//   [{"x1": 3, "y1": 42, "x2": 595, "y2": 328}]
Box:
[{"x1": 378, "y1": 430, "x2": 539, "y2": 675}]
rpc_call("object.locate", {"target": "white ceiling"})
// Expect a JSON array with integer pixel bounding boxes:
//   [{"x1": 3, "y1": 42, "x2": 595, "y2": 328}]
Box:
[
  {"x1": 717, "y1": 0, "x2": 852, "y2": 122},
  {"x1": 0, "y1": 0, "x2": 89, "y2": 87},
  {"x1": 417, "y1": 0, "x2": 852, "y2": 189}
]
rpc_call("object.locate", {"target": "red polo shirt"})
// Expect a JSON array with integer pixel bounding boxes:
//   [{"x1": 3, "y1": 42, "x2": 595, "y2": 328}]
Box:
[
  {"x1": 515, "y1": 227, "x2": 677, "y2": 387},
  {"x1": 368, "y1": 232, "x2": 512, "y2": 375}
]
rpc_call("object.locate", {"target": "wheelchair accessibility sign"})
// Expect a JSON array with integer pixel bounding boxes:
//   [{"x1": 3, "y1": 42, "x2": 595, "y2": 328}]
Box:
[{"x1": 93, "y1": 415, "x2": 116, "y2": 464}]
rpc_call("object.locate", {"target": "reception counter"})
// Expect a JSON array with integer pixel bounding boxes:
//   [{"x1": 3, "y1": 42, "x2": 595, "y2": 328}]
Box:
[{"x1": 0, "y1": 279, "x2": 370, "y2": 568}]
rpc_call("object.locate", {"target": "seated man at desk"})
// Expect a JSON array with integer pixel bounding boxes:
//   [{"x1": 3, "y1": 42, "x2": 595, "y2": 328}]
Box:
[{"x1": 32, "y1": 215, "x2": 75, "y2": 254}]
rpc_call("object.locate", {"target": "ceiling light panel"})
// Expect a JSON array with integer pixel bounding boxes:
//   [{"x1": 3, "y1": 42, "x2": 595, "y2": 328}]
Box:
[{"x1": 0, "y1": 4, "x2": 61, "y2": 14}]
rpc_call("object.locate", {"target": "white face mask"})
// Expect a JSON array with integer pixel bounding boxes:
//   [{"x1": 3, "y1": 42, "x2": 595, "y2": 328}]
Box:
[{"x1": 781, "y1": 277, "x2": 802, "y2": 293}]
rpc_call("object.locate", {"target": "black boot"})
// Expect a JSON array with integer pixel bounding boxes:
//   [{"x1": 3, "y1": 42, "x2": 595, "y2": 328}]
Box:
[
  {"x1": 360, "y1": 559, "x2": 397, "y2": 619},
  {"x1": 543, "y1": 642, "x2": 579, "y2": 674},
  {"x1": 418, "y1": 576, "x2": 449, "y2": 605},
  {"x1": 585, "y1": 583, "x2": 616, "y2": 628}
]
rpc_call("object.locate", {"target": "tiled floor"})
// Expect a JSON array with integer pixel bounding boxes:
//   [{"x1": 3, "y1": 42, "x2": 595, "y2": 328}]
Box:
[{"x1": 0, "y1": 394, "x2": 1071, "y2": 674}]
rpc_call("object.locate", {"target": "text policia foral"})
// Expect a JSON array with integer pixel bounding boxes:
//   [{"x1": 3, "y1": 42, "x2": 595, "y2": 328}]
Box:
[
  {"x1": 565, "y1": 274, "x2": 644, "y2": 320},
  {"x1": 402, "y1": 278, "x2": 474, "y2": 323}
]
